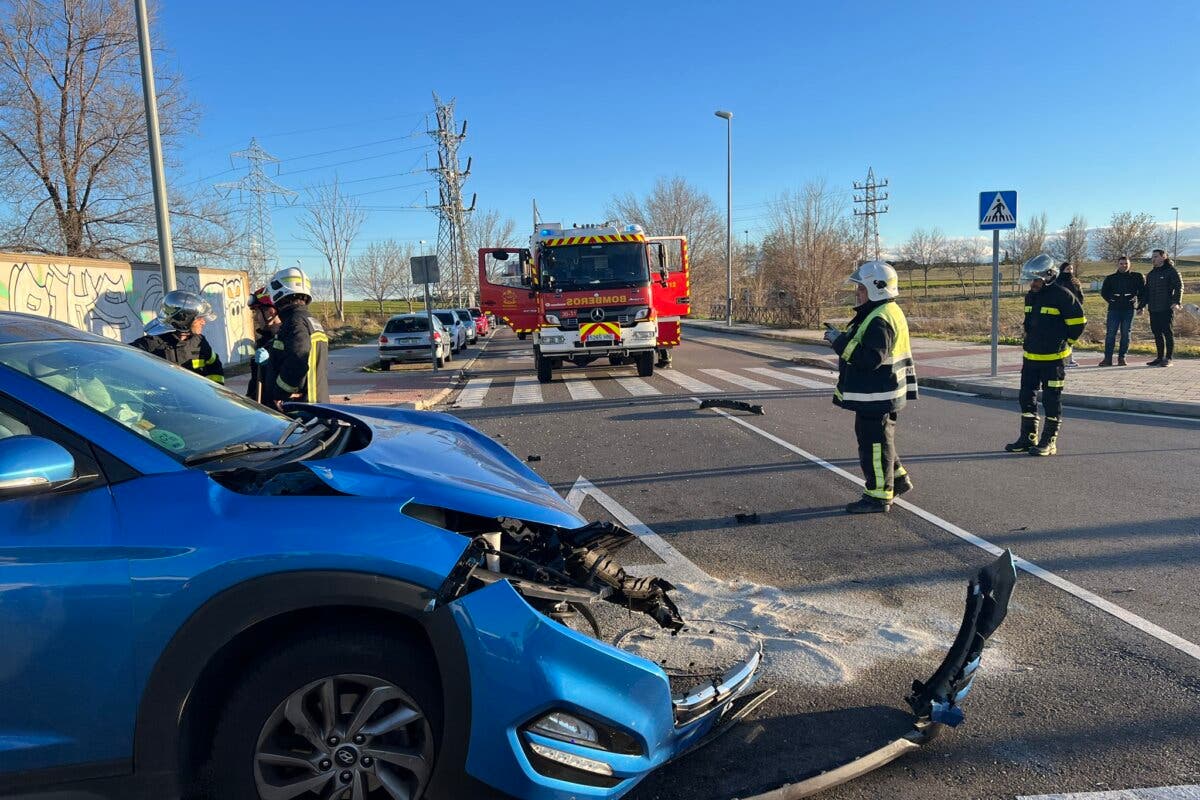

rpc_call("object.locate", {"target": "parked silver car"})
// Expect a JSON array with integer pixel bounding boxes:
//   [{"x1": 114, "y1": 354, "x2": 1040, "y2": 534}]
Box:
[
  {"x1": 454, "y1": 308, "x2": 478, "y2": 344},
  {"x1": 433, "y1": 309, "x2": 469, "y2": 352},
  {"x1": 378, "y1": 313, "x2": 453, "y2": 368}
]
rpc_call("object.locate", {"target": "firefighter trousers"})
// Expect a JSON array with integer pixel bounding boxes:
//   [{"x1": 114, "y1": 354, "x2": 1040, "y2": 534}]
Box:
[
  {"x1": 1019, "y1": 360, "x2": 1065, "y2": 419},
  {"x1": 855, "y1": 412, "x2": 905, "y2": 503}
]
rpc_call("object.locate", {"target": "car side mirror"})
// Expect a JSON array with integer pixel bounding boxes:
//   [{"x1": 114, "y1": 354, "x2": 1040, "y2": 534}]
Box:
[
  {"x1": 659, "y1": 268, "x2": 669, "y2": 287},
  {"x1": 0, "y1": 435, "x2": 77, "y2": 497}
]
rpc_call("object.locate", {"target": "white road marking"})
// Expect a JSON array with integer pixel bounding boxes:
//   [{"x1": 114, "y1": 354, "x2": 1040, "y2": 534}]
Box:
[
  {"x1": 921, "y1": 386, "x2": 978, "y2": 397},
  {"x1": 658, "y1": 370, "x2": 722, "y2": 393},
  {"x1": 700, "y1": 368, "x2": 781, "y2": 392},
  {"x1": 745, "y1": 366, "x2": 832, "y2": 389},
  {"x1": 510, "y1": 376, "x2": 544, "y2": 405},
  {"x1": 703, "y1": 405, "x2": 1200, "y2": 663},
  {"x1": 1018, "y1": 786, "x2": 1200, "y2": 800},
  {"x1": 1070, "y1": 407, "x2": 1200, "y2": 424},
  {"x1": 454, "y1": 378, "x2": 492, "y2": 408},
  {"x1": 791, "y1": 366, "x2": 839, "y2": 379},
  {"x1": 614, "y1": 375, "x2": 661, "y2": 397},
  {"x1": 563, "y1": 374, "x2": 602, "y2": 400}
]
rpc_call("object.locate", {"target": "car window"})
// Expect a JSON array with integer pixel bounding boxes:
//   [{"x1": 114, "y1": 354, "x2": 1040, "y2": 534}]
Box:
[
  {"x1": 433, "y1": 312, "x2": 457, "y2": 326},
  {"x1": 0, "y1": 409, "x2": 32, "y2": 439},
  {"x1": 469, "y1": 307, "x2": 482, "y2": 316},
  {"x1": 0, "y1": 339, "x2": 293, "y2": 462},
  {"x1": 385, "y1": 317, "x2": 429, "y2": 333}
]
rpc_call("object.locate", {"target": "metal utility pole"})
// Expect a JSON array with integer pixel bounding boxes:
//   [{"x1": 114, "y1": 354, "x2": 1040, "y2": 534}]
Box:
[
  {"x1": 853, "y1": 167, "x2": 889, "y2": 263},
  {"x1": 134, "y1": 0, "x2": 176, "y2": 291},
  {"x1": 715, "y1": 110, "x2": 733, "y2": 326},
  {"x1": 216, "y1": 139, "x2": 297, "y2": 287},
  {"x1": 428, "y1": 94, "x2": 476, "y2": 307},
  {"x1": 1171, "y1": 207, "x2": 1180, "y2": 259}
]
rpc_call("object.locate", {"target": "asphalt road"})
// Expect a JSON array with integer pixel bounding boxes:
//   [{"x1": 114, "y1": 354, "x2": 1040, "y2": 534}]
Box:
[{"x1": 442, "y1": 328, "x2": 1200, "y2": 800}]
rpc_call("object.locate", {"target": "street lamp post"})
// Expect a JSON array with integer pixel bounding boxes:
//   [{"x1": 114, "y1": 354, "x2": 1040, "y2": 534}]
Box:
[
  {"x1": 715, "y1": 110, "x2": 733, "y2": 326},
  {"x1": 134, "y1": 0, "x2": 176, "y2": 292},
  {"x1": 1171, "y1": 207, "x2": 1180, "y2": 260}
]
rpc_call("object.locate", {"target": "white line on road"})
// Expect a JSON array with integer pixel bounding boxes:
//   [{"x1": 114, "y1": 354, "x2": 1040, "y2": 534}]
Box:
[
  {"x1": 658, "y1": 370, "x2": 722, "y2": 393},
  {"x1": 614, "y1": 375, "x2": 661, "y2": 397},
  {"x1": 791, "y1": 366, "x2": 840, "y2": 379},
  {"x1": 454, "y1": 378, "x2": 492, "y2": 408},
  {"x1": 745, "y1": 366, "x2": 833, "y2": 389},
  {"x1": 1018, "y1": 786, "x2": 1200, "y2": 800},
  {"x1": 511, "y1": 376, "x2": 544, "y2": 405},
  {"x1": 700, "y1": 368, "x2": 781, "y2": 392},
  {"x1": 920, "y1": 386, "x2": 978, "y2": 397},
  {"x1": 704, "y1": 404, "x2": 1200, "y2": 663},
  {"x1": 563, "y1": 374, "x2": 603, "y2": 400}
]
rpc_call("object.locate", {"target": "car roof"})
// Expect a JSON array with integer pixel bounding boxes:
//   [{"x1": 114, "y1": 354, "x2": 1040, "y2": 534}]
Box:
[{"x1": 0, "y1": 312, "x2": 109, "y2": 345}]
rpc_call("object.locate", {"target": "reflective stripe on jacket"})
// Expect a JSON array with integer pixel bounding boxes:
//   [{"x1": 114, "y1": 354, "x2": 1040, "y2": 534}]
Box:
[
  {"x1": 130, "y1": 332, "x2": 225, "y2": 383},
  {"x1": 1022, "y1": 282, "x2": 1086, "y2": 360},
  {"x1": 832, "y1": 299, "x2": 918, "y2": 414},
  {"x1": 265, "y1": 304, "x2": 329, "y2": 404}
]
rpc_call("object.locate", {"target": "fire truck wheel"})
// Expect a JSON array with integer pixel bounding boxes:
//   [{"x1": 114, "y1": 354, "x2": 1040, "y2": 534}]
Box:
[
  {"x1": 608, "y1": 355, "x2": 627, "y2": 366},
  {"x1": 518, "y1": 332, "x2": 528, "y2": 340},
  {"x1": 636, "y1": 351, "x2": 655, "y2": 377},
  {"x1": 536, "y1": 350, "x2": 554, "y2": 384}
]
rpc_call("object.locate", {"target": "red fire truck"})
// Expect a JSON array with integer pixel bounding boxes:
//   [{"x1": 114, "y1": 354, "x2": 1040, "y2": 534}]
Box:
[{"x1": 479, "y1": 221, "x2": 690, "y2": 383}]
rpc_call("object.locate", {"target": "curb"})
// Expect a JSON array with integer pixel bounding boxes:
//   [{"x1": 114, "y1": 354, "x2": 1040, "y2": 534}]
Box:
[
  {"x1": 682, "y1": 319, "x2": 827, "y2": 347},
  {"x1": 917, "y1": 375, "x2": 1200, "y2": 419},
  {"x1": 415, "y1": 333, "x2": 495, "y2": 410}
]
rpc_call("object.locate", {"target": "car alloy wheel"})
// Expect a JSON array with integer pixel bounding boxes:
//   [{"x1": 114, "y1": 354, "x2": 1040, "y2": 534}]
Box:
[{"x1": 253, "y1": 673, "x2": 433, "y2": 800}]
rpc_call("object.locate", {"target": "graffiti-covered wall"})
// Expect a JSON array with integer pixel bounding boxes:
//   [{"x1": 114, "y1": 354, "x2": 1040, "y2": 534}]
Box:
[{"x1": 0, "y1": 253, "x2": 253, "y2": 364}]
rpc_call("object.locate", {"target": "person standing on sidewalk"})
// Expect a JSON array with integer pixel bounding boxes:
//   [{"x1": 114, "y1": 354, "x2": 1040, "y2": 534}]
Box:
[
  {"x1": 1004, "y1": 255, "x2": 1087, "y2": 457},
  {"x1": 261, "y1": 267, "x2": 330, "y2": 410},
  {"x1": 1139, "y1": 249, "x2": 1184, "y2": 367},
  {"x1": 825, "y1": 261, "x2": 917, "y2": 514},
  {"x1": 1058, "y1": 262, "x2": 1084, "y2": 366},
  {"x1": 1098, "y1": 256, "x2": 1144, "y2": 366},
  {"x1": 131, "y1": 290, "x2": 225, "y2": 384}
]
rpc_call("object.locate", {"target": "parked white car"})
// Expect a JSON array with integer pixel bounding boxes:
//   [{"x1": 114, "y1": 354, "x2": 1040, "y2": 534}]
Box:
[
  {"x1": 378, "y1": 313, "x2": 453, "y2": 368},
  {"x1": 433, "y1": 309, "x2": 469, "y2": 352}
]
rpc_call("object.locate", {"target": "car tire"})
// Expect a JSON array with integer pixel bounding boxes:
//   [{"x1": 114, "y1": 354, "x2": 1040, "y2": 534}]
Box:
[
  {"x1": 636, "y1": 351, "x2": 655, "y2": 377},
  {"x1": 445, "y1": 348, "x2": 452, "y2": 363},
  {"x1": 435, "y1": 355, "x2": 445, "y2": 368},
  {"x1": 535, "y1": 349, "x2": 553, "y2": 384},
  {"x1": 200, "y1": 627, "x2": 441, "y2": 800}
]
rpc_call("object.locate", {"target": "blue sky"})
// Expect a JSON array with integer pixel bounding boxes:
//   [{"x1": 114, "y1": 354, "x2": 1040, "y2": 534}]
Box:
[{"x1": 159, "y1": 0, "x2": 1200, "y2": 270}]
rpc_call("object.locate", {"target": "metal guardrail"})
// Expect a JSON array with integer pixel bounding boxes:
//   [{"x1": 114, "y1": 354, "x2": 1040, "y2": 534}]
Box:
[{"x1": 707, "y1": 303, "x2": 822, "y2": 328}]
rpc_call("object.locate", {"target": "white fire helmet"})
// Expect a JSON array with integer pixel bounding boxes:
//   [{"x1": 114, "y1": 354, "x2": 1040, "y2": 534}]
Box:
[
  {"x1": 268, "y1": 266, "x2": 312, "y2": 305},
  {"x1": 848, "y1": 260, "x2": 900, "y2": 301}
]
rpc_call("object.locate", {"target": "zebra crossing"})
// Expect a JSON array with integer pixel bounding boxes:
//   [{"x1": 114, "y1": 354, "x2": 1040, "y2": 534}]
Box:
[{"x1": 451, "y1": 365, "x2": 835, "y2": 409}]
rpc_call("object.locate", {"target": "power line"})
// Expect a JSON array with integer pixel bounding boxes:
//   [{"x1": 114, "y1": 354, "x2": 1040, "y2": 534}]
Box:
[
  {"x1": 428, "y1": 93, "x2": 476, "y2": 305},
  {"x1": 215, "y1": 138, "x2": 297, "y2": 286}
]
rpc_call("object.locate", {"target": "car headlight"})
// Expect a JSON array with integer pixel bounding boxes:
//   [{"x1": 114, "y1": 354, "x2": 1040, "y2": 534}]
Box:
[
  {"x1": 531, "y1": 711, "x2": 598, "y2": 745},
  {"x1": 544, "y1": 313, "x2": 560, "y2": 325}
]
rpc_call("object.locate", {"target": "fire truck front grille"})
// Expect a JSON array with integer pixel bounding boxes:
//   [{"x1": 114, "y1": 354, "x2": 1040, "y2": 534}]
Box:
[{"x1": 557, "y1": 307, "x2": 641, "y2": 329}]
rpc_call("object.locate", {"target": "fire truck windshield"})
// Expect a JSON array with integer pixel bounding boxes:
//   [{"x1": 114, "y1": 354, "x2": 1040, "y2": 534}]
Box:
[{"x1": 539, "y1": 242, "x2": 649, "y2": 292}]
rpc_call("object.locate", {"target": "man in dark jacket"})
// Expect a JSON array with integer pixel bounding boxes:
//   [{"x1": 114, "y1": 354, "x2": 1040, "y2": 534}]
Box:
[
  {"x1": 1098, "y1": 255, "x2": 1144, "y2": 366},
  {"x1": 245, "y1": 286, "x2": 280, "y2": 402},
  {"x1": 131, "y1": 290, "x2": 225, "y2": 384},
  {"x1": 1139, "y1": 249, "x2": 1183, "y2": 367},
  {"x1": 1004, "y1": 255, "x2": 1086, "y2": 456},
  {"x1": 826, "y1": 260, "x2": 917, "y2": 514},
  {"x1": 261, "y1": 267, "x2": 329, "y2": 410}
]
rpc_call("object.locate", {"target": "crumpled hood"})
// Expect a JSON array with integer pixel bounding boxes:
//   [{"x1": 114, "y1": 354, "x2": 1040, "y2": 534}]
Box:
[{"x1": 302, "y1": 405, "x2": 585, "y2": 529}]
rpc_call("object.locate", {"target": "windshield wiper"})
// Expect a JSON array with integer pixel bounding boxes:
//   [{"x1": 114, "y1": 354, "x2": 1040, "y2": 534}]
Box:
[
  {"x1": 276, "y1": 416, "x2": 308, "y2": 444},
  {"x1": 184, "y1": 441, "x2": 292, "y2": 466}
]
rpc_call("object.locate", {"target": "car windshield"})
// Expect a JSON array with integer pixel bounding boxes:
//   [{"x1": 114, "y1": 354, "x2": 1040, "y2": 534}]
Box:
[
  {"x1": 469, "y1": 307, "x2": 482, "y2": 316},
  {"x1": 385, "y1": 317, "x2": 430, "y2": 333},
  {"x1": 0, "y1": 339, "x2": 292, "y2": 461},
  {"x1": 455, "y1": 310, "x2": 473, "y2": 323},
  {"x1": 539, "y1": 242, "x2": 649, "y2": 291}
]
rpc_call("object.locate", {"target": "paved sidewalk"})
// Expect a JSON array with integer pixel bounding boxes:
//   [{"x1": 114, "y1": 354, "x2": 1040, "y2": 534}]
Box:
[
  {"x1": 225, "y1": 341, "x2": 489, "y2": 410},
  {"x1": 684, "y1": 319, "x2": 1200, "y2": 418}
]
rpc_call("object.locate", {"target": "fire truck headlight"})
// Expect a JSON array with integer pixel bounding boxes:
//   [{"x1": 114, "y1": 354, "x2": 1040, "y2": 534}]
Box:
[
  {"x1": 542, "y1": 335, "x2": 565, "y2": 344},
  {"x1": 632, "y1": 330, "x2": 655, "y2": 340},
  {"x1": 544, "y1": 314, "x2": 560, "y2": 326},
  {"x1": 633, "y1": 307, "x2": 651, "y2": 321}
]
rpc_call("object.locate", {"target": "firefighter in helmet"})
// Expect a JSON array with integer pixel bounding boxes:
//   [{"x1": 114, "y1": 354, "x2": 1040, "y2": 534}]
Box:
[
  {"x1": 824, "y1": 260, "x2": 918, "y2": 513},
  {"x1": 245, "y1": 286, "x2": 280, "y2": 403},
  {"x1": 1004, "y1": 254, "x2": 1087, "y2": 456},
  {"x1": 131, "y1": 290, "x2": 225, "y2": 384},
  {"x1": 261, "y1": 267, "x2": 329, "y2": 410}
]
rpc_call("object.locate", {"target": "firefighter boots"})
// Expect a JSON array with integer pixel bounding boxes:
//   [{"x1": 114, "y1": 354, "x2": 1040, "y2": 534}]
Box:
[
  {"x1": 1004, "y1": 415, "x2": 1039, "y2": 453},
  {"x1": 894, "y1": 473, "x2": 914, "y2": 496},
  {"x1": 846, "y1": 497, "x2": 891, "y2": 514},
  {"x1": 1029, "y1": 417, "x2": 1060, "y2": 456}
]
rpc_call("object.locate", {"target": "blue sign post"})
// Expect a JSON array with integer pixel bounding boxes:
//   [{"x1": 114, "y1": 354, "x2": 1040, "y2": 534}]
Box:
[{"x1": 979, "y1": 191, "x2": 1018, "y2": 376}]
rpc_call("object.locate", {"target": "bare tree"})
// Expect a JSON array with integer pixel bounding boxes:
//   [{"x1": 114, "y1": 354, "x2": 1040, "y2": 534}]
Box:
[
  {"x1": 1047, "y1": 214, "x2": 1089, "y2": 266},
  {"x1": 1093, "y1": 211, "x2": 1166, "y2": 263},
  {"x1": 298, "y1": 176, "x2": 365, "y2": 322},
  {"x1": 948, "y1": 237, "x2": 987, "y2": 298},
  {"x1": 607, "y1": 176, "x2": 724, "y2": 308},
  {"x1": 1004, "y1": 212, "x2": 1049, "y2": 269},
  {"x1": 348, "y1": 240, "x2": 406, "y2": 314},
  {"x1": 758, "y1": 180, "x2": 858, "y2": 325},
  {"x1": 901, "y1": 227, "x2": 946, "y2": 297},
  {"x1": 0, "y1": 0, "x2": 234, "y2": 261},
  {"x1": 463, "y1": 208, "x2": 519, "y2": 281}
]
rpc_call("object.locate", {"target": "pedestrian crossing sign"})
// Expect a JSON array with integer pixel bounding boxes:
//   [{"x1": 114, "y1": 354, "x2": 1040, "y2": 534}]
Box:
[{"x1": 979, "y1": 191, "x2": 1017, "y2": 230}]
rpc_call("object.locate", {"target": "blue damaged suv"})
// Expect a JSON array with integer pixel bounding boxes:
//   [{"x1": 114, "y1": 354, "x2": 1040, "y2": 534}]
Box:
[{"x1": 0, "y1": 312, "x2": 763, "y2": 800}]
